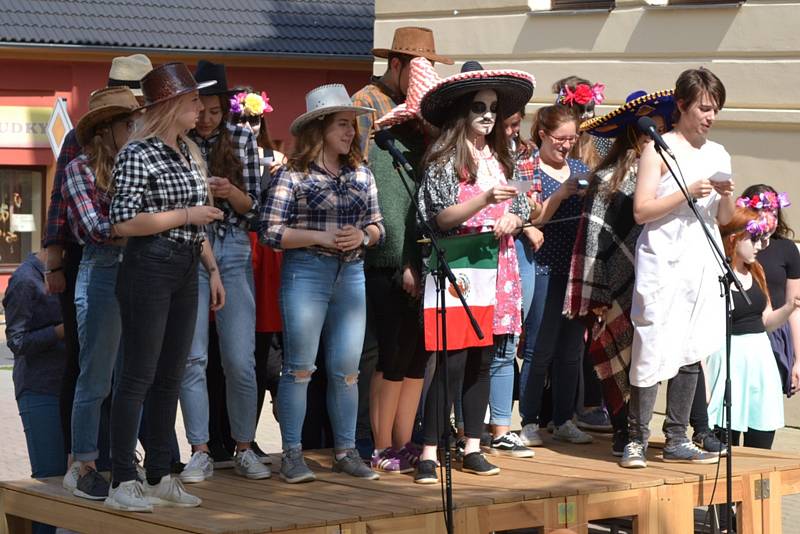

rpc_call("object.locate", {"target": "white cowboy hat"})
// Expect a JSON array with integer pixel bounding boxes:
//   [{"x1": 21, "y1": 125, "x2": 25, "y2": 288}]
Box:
[{"x1": 290, "y1": 84, "x2": 374, "y2": 136}]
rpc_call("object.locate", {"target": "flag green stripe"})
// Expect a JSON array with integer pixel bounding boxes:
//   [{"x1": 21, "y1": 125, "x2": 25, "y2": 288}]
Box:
[{"x1": 429, "y1": 232, "x2": 499, "y2": 271}]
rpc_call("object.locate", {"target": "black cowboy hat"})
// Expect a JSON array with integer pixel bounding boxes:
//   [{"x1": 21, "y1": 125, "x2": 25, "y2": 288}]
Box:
[{"x1": 194, "y1": 60, "x2": 230, "y2": 96}]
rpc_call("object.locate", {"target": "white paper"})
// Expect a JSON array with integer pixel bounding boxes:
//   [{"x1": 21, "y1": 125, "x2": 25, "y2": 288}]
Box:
[
  {"x1": 507, "y1": 180, "x2": 533, "y2": 194},
  {"x1": 10, "y1": 213, "x2": 35, "y2": 232},
  {"x1": 709, "y1": 170, "x2": 732, "y2": 183}
]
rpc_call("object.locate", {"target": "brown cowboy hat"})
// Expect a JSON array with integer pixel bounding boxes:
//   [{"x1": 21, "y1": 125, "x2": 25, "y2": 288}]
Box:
[
  {"x1": 75, "y1": 87, "x2": 140, "y2": 147},
  {"x1": 139, "y1": 62, "x2": 216, "y2": 109},
  {"x1": 372, "y1": 27, "x2": 454, "y2": 65}
]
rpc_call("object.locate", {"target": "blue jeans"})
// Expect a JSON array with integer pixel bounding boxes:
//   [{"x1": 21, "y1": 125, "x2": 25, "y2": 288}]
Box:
[
  {"x1": 180, "y1": 227, "x2": 257, "y2": 445},
  {"x1": 18, "y1": 392, "x2": 66, "y2": 534},
  {"x1": 489, "y1": 334, "x2": 518, "y2": 426},
  {"x1": 278, "y1": 249, "x2": 366, "y2": 451},
  {"x1": 515, "y1": 238, "x2": 536, "y2": 320},
  {"x1": 519, "y1": 272, "x2": 586, "y2": 427},
  {"x1": 72, "y1": 244, "x2": 124, "y2": 462}
]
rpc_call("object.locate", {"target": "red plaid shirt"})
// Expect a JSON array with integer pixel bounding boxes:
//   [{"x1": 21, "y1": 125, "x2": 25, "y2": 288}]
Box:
[{"x1": 44, "y1": 129, "x2": 82, "y2": 247}]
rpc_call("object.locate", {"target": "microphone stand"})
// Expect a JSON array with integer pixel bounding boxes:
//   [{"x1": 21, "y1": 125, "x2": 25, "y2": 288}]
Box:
[
  {"x1": 652, "y1": 143, "x2": 749, "y2": 532},
  {"x1": 386, "y1": 154, "x2": 484, "y2": 534}
]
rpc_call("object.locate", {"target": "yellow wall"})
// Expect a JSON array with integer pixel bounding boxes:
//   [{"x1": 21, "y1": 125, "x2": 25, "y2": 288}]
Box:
[{"x1": 375, "y1": 0, "x2": 800, "y2": 224}]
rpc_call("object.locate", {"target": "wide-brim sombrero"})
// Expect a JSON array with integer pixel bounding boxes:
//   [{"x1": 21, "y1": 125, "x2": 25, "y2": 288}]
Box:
[
  {"x1": 581, "y1": 89, "x2": 675, "y2": 138},
  {"x1": 419, "y1": 61, "x2": 535, "y2": 128},
  {"x1": 375, "y1": 57, "x2": 439, "y2": 129}
]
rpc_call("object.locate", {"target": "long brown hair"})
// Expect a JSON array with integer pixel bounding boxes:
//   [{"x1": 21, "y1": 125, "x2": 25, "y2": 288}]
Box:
[
  {"x1": 85, "y1": 116, "x2": 130, "y2": 192},
  {"x1": 719, "y1": 207, "x2": 769, "y2": 298},
  {"x1": 287, "y1": 112, "x2": 363, "y2": 172},
  {"x1": 423, "y1": 91, "x2": 513, "y2": 183},
  {"x1": 590, "y1": 123, "x2": 640, "y2": 194},
  {"x1": 203, "y1": 95, "x2": 244, "y2": 191}
]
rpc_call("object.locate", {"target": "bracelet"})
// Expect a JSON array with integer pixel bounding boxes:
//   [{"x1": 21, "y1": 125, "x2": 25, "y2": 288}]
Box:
[
  {"x1": 44, "y1": 266, "x2": 63, "y2": 275},
  {"x1": 184, "y1": 207, "x2": 190, "y2": 226}
]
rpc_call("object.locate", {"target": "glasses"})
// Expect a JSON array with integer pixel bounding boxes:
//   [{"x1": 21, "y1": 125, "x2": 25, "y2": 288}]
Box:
[
  {"x1": 546, "y1": 133, "x2": 579, "y2": 145},
  {"x1": 470, "y1": 101, "x2": 498, "y2": 115}
]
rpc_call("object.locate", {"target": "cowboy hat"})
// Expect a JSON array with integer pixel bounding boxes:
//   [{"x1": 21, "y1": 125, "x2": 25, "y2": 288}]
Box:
[
  {"x1": 194, "y1": 60, "x2": 231, "y2": 96},
  {"x1": 372, "y1": 27, "x2": 454, "y2": 65},
  {"x1": 419, "y1": 61, "x2": 535, "y2": 128},
  {"x1": 580, "y1": 90, "x2": 675, "y2": 138},
  {"x1": 107, "y1": 54, "x2": 153, "y2": 97},
  {"x1": 138, "y1": 62, "x2": 216, "y2": 109},
  {"x1": 75, "y1": 86, "x2": 140, "y2": 147},
  {"x1": 290, "y1": 84, "x2": 374, "y2": 136},
  {"x1": 375, "y1": 57, "x2": 439, "y2": 129}
]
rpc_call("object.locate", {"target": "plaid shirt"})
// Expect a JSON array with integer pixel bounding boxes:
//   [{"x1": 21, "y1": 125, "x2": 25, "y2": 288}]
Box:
[
  {"x1": 62, "y1": 155, "x2": 113, "y2": 246},
  {"x1": 44, "y1": 129, "x2": 82, "y2": 247},
  {"x1": 352, "y1": 78, "x2": 401, "y2": 160},
  {"x1": 110, "y1": 137, "x2": 208, "y2": 244},
  {"x1": 514, "y1": 149, "x2": 544, "y2": 205},
  {"x1": 188, "y1": 123, "x2": 260, "y2": 237},
  {"x1": 259, "y1": 162, "x2": 385, "y2": 262}
]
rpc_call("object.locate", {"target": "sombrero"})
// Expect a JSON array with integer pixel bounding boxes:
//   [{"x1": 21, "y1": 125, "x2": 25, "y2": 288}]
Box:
[
  {"x1": 419, "y1": 61, "x2": 535, "y2": 128},
  {"x1": 581, "y1": 89, "x2": 675, "y2": 138},
  {"x1": 375, "y1": 57, "x2": 440, "y2": 129},
  {"x1": 290, "y1": 84, "x2": 374, "y2": 136}
]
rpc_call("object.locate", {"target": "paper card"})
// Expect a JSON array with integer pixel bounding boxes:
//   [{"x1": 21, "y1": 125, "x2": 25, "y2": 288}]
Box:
[
  {"x1": 10, "y1": 213, "x2": 34, "y2": 232},
  {"x1": 507, "y1": 180, "x2": 533, "y2": 194},
  {"x1": 709, "y1": 171, "x2": 732, "y2": 183}
]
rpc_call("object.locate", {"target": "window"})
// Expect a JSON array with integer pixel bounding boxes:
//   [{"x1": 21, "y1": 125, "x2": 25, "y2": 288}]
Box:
[
  {"x1": 0, "y1": 167, "x2": 43, "y2": 269},
  {"x1": 551, "y1": 0, "x2": 614, "y2": 10}
]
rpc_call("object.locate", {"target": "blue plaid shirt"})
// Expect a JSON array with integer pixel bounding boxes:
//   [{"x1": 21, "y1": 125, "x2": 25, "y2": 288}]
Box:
[{"x1": 259, "y1": 162, "x2": 384, "y2": 262}]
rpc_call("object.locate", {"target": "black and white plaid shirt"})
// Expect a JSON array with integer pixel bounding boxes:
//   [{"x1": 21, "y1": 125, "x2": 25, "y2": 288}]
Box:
[
  {"x1": 188, "y1": 123, "x2": 260, "y2": 237},
  {"x1": 110, "y1": 137, "x2": 208, "y2": 244}
]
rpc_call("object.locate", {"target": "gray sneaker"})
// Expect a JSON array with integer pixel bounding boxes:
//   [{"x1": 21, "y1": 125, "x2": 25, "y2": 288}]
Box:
[
  {"x1": 333, "y1": 449, "x2": 380, "y2": 480},
  {"x1": 663, "y1": 441, "x2": 720, "y2": 464},
  {"x1": 73, "y1": 467, "x2": 109, "y2": 501},
  {"x1": 234, "y1": 449, "x2": 271, "y2": 480},
  {"x1": 553, "y1": 420, "x2": 594, "y2": 444},
  {"x1": 619, "y1": 441, "x2": 647, "y2": 468},
  {"x1": 104, "y1": 480, "x2": 153, "y2": 513},
  {"x1": 62, "y1": 461, "x2": 80, "y2": 492},
  {"x1": 180, "y1": 451, "x2": 213, "y2": 484},
  {"x1": 280, "y1": 447, "x2": 315, "y2": 484}
]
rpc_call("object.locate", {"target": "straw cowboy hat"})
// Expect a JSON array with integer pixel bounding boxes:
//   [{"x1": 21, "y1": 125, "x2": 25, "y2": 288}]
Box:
[
  {"x1": 419, "y1": 61, "x2": 535, "y2": 128},
  {"x1": 194, "y1": 60, "x2": 232, "y2": 96},
  {"x1": 138, "y1": 62, "x2": 216, "y2": 109},
  {"x1": 290, "y1": 84, "x2": 374, "y2": 136},
  {"x1": 107, "y1": 54, "x2": 153, "y2": 97},
  {"x1": 581, "y1": 90, "x2": 675, "y2": 138},
  {"x1": 372, "y1": 27, "x2": 454, "y2": 65},
  {"x1": 375, "y1": 57, "x2": 440, "y2": 129},
  {"x1": 75, "y1": 86, "x2": 140, "y2": 147}
]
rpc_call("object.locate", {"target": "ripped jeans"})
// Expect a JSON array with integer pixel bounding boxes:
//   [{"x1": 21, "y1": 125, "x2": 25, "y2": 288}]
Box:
[{"x1": 278, "y1": 249, "x2": 366, "y2": 452}]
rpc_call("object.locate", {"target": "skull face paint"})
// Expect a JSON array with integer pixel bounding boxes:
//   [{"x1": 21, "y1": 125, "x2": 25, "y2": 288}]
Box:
[{"x1": 468, "y1": 89, "x2": 498, "y2": 138}]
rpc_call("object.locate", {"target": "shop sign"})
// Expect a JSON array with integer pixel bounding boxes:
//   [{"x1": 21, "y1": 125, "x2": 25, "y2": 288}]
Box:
[{"x1": 0, "y1": 106, "x2": 51, "y2": 148}]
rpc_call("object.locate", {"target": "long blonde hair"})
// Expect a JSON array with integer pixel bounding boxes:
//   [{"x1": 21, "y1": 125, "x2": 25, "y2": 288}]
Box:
[{"x1": 125, "y1": 93, "x2": 210, "y2": 199}]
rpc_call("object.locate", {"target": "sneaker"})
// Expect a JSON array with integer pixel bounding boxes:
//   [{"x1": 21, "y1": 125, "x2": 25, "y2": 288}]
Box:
[
  {"x1": 461, "y1": 452, "x2": 500, "y2": 476},
  {"x1": 104, "y1": 480, "x2": 153, "y2": 512},
  {"x1": 479, "y1": 431, "x2": 493, "y2": 447},
  {"x1": 371, "y1": 448, "x2": 413, "y2": 474},
  {"x1": 693, "y1": 431, "x2": 727, "y2": 457},
  {"x1": 62, "y1": 461, "x2": 80, "y2": 492},
  {"x1": 519, "y1": 424, "x2": 543, "y2": 447},
  {"x1": 619, "y1": 441, "x2": 647, "y2": 468},
  {"x1": 144, "y1": 475, "x2": 202, "y2": 508},
  {"x1": 134, "y1": 451, "x2": 147, "y2": 482},
  {"x1": 73, "y1": 467, "x2": 109, "y2": 501},
  {"x1": 453, "y1": 437, "x2": 466, "y2": 461},
  {"x1": 553, "y1": 420, "x2": 594, "y2": 444},
  {"x1": 546, "y1": 421, "x2": 555, "y2": 433},
  {"x1": 663, "y1": 441, "x2": 720, "y2": 464},
  {"x1": 234, "y1": 449, "x2": 272, "y2": 480},
  {"x1": 576, "y1": 407, "x2": 613, "y2": 432},
  {"x1": 414, "y1": 459, "x2": 439, "y2": 484},
  {"x1": 333, "y1": 449, "x2": 380, "y2": 480},
  {"x1": 280, "y1": 447, "x2": 315, "y2": 484},
  {"x1": 208, "y1": 443, "x2": 234, "y2": 469},
  {"x1": 398, "y1": 442, "x2": 422, "y2": 467},
  {"x1": 612, "y1": 430, "x2": 628, "y2": 458},
  {"x1": 251, "y1": 441, "x2": 272, "y2": 465},
  {"x1": 180, "y1": 451, "x2": 213, "y2": 484},
  {"x1": 487, "y1": 432, "x2": 535, "y2": 458}
]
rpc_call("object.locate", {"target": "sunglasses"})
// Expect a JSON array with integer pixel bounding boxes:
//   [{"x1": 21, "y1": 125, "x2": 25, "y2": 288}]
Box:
[{"x1": 470, "y1": 101, "x2": 498, "y2": 115}]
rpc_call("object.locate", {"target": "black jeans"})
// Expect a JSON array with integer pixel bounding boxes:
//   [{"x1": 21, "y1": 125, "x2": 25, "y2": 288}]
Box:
[
  {"x1": 422, "y1": 346, "x2": 491, "y2": 446},
  {"x1": 58, "y1": 242, "x2": 82, "y2": 454},
  {"x1": 111, "y1": 237, "x2": 200, "y2": 484},
  {"x1": 689, "y1": 365, "x2": 711, "y2": 436}
]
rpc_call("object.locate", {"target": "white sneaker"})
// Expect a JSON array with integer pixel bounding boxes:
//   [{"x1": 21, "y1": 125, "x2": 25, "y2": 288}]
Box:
[
  {"x1": 519, "y1": 424, "x2": 543, "y2": 447},
  {"x1": 234, "y1": 448, "x2": 272, "y2": 480},
  {"x1": 104, "y1": 480, "x2": 153, "y2": 512},
  {"x1": 144, "y1": 475, "x2": 202, "y2": 508},
  {"x1": 180, "y1": 451, "x2": 213, "y2": 484},
  {"x1": 553, "y1": 420, "x2": 594, "y2": 444},
  {"x1": 62, "y1": 461, "x2": 80, "y2": 492}
]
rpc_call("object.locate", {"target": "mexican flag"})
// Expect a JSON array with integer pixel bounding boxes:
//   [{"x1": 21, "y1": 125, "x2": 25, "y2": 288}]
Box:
[{"x1": 423, "y1": 232, "x2": 498, "y2": 352}]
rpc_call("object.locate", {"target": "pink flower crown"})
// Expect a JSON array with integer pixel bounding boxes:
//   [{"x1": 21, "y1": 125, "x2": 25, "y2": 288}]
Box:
[
  {"x1": 735, "y1": 191, "x2": 790, "y2": 212},
  {"x1": 556, "y1": 82, "x2": 606, "y2": 107},
  {"x1": 230, "y1": 91, "x2": 274, "y2": 117},
  {"x1": 745, "y1": 211, "x2": 778, "y2": 238}
]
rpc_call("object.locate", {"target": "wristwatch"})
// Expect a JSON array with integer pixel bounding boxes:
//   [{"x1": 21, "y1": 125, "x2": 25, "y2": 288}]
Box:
[{"x1": 362, "y1": 229, "x2": 371, "y2": 247}]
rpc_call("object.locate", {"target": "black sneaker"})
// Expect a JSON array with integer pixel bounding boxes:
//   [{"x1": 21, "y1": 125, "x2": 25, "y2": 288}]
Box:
[
  {"x1": 251, "y1": 441, "x2": 272, "y2": 464},
  {"x1": 414, "y1": 459, "x2": 439, "y2": 484},
  {"x1": 487, "y1": 432, "x2": 534, "y2": 458},
  {"x1": 461, "y1": 452, "x2": 500, "y2": 476},
  {"x1": 693, "y1": 431, "x2": 727, "y2": 457},
  {"x1": 208, "y1": 443, "x2": 234, "y2": 469},
  {"x1": 73, "y1": 467, "x2": 109, "y2": 501},
  {"x1": 612, "y1": 430, "x2": 628, "y2": 457}
]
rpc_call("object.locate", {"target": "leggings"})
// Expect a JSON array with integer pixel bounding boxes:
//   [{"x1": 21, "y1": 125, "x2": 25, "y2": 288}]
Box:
[
  {"x1": 728, "y1": 428, "x2": 775, "y2": 450},
  {"x1": 422, "y1": 347, "x2": 492, "y2": 446}
]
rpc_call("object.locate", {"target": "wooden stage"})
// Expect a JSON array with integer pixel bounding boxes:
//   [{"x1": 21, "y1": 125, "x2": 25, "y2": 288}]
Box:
[{"x1": 2, "y1": 436, "x2": 800, "y2": 534}]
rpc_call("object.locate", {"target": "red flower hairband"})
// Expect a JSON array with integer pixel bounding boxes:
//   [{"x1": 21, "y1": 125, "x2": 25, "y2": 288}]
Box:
[{"x1": 557, "y1": 83, "x2": 606, "y2": 107}]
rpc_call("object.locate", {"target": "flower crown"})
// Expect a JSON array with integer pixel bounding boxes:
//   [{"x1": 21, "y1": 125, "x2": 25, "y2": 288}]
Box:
[
  {"x1": 745, "y1": 211, "x2": 778, "y2": 238},
  {"x1": 230, "y1": 91, "x2": 274, "y2": 117},
  {"x1": 556, "y1": 82, "x2": 606, "y2": 107},
  {"x1": 735, "y1": 191, "x2": 790, "y2": 212}
]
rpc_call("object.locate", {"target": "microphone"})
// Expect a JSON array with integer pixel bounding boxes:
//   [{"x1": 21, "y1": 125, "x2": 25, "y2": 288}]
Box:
[
  {"x1": 374, "y1": 129, "x2": 414, "y2": 173},
  {"x1": 637, "y1": 116, "x2": 675, "y2": 159}
]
